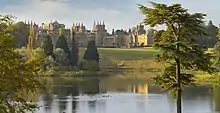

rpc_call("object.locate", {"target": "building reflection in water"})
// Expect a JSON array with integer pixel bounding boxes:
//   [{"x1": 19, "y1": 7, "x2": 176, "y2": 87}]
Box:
[
  {"x1": 88, "y1": 101, "x2": 96, "y2": 113},
  {"x1": 35, "y1": 77, "x2": 152, "y2": 113},
  {"x1": 96, "y1": 99, "x2": 106, "y2": 113},
  {"x1": 35, "y1": 77, "x2": 220, "y2": 113},
  {"x1": 43, "y1": 94, "x2": 53, "y2": 113},
  {"x1": 51, "y1": 97, "x2": 60, "y2": 113},
  {"x1": 213, "y1": 87, "x2": 220, "y2": 112},
  {"x1": 132, "y1": 84, "x2": 148, "y2": 94}
]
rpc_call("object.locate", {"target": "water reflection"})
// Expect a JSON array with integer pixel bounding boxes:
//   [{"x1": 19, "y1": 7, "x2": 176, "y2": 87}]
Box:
[
  {"x1": 213, "y1": 87, "x2": 220, "y2": 112},
  {"x1": 33, "y1": 76, "x2": 220, "y2": 113}
]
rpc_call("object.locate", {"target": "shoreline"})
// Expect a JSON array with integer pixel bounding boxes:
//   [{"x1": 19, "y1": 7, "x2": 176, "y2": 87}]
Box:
[{"x1": 39, "y1": 68, "x2": 220, "y2": 86}]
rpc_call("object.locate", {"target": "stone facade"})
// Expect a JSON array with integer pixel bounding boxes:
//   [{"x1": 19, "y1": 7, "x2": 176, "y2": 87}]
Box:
[
  {"x1": 130, "y1": 24, "x2": 156, "y2": 47},
  {"x1": 24, "y1": 20, "x2": 155, "y2": 48}
]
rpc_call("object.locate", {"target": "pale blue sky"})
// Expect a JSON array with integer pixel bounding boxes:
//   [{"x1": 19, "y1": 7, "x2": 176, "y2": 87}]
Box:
[{"x1": 0, "y1": 0, "x2": 219, "y2": 32}]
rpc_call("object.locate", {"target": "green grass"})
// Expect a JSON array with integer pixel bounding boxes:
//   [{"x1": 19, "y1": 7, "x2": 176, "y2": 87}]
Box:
[
  {"x1": 79, "y1": 47, "x2": 158, "y2": 60},
  {"x1": 79, "y1": 47, "x2": 162, "y2": 69}
]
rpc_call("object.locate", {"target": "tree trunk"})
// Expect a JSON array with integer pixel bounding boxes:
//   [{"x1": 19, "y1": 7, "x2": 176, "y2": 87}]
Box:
[
  {"x1": 174, "y1": 24, "x2": 182, "y2": 113},
  {"x1": 176, "y1": 37, "x2": 182, "y2": 113},
  {"x1": 176, "y1": 58, "x2": 182, "y2": 113}
]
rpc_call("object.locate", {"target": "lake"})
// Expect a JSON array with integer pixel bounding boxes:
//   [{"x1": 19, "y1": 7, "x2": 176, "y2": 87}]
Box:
[{"x1": 32, "y1": 76, "x2": 220, "y2": 113}]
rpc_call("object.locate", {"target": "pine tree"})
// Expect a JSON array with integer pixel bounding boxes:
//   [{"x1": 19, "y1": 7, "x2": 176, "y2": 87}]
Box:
[
  {"x1": 203, "y1": 20, "x2": 218, "y2": 47},
  {"x1": 139, "y1": 2, "x2": 215, "y2": 113},
  {"x1": 69, "y1": 27, "x2": 78, "y2": 66},
  {"x1": 83, "y1": 40, "x2": 99, "y2": 62},
  {"x1": 42, "y1": 35, "x2": 54, "y2": 58},
  {"x1": 55, "y1": 29, "x2": 70, "y2": 58},
  {"x1": 213, "y1": 28, "x2": 220, "y2": 70}
]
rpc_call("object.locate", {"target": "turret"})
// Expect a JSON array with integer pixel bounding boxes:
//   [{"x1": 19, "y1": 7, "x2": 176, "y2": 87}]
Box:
[
  {"x1": 70, "y1": 24, "x2": 75, "y2": 36},
  {"x1": 41, "y1": 23, "x2": 44, "y2": 29},
  {"x1": 128, "y1": 28, "x2": 132, "y2": 33},
  {"x1": 112, "y1": 29, "x2": 115, "y2": 35},
  {"x1": 81, "y1": 22, "x2": 83, "y2": 26},
  {"x1": 48, "y1": 23, "x2": 51, "y2": 31}
]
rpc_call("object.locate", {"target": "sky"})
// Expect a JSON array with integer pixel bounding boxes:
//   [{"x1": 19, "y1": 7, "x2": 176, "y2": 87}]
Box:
[{"x1": 0, "y1": 0, "x2": 220, "y2": 32}]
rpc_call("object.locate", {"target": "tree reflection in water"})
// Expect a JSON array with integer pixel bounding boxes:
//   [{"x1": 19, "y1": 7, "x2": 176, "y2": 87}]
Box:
[{"x1": 34, "y1": 74, "x2": 220, "y2": 113}]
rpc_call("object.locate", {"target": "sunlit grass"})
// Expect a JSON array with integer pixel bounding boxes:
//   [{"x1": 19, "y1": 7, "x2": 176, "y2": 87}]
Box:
[
  {"x1": 79, "y1": 47, "x2": 160, "y2": 69},
  {"x1": 79, "y1": 47, "x2": 158, "y2": 60}
]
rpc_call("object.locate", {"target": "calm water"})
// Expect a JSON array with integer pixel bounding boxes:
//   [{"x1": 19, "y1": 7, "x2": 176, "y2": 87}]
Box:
[{"x1": 32, "y1": 76, "x2": 220, "y2": 113}]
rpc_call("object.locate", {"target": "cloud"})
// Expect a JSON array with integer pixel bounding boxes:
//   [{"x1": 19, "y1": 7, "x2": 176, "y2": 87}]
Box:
[
  {"x1": 40, "y1": 0, "x2": 69, "y2": 2},
  {"x1": 1, "y1": 0, "x2": 220, "y2": 32},
  {"x1": 0, "y1": 0, "x2": 144, "y2": 32}
]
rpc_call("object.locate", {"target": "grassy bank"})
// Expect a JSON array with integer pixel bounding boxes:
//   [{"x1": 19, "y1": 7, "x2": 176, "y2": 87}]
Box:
[
  {"x1": 79, "y1": 47, "x2": 162, "y2": 70},
  {"x1": 17, "y1": 47, "x2": 220, "y2": 84},
  {"x1": 39, "y1": 47, "x2": 162, "y2": 77}
]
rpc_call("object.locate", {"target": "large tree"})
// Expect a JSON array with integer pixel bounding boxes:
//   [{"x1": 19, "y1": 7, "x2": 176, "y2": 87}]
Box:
[
  {"x1": 42, "y1": 35, "x2": 54, "y2": 58},
  {"x1": 0, "y1": 15, "x2": 43, "y2": 113},
  {"x1": 139, "y1": 2, "x2": 215, "y2": 113},
  {"x1": 83, "y1": 40, "x2": 99, "y2": 62},
  {"x1": 213, "y1": 28, "x2": 220, "y2": 70},
  {"x1": 69, "y1": 27, "x2": 78, "y2": 66},
  {"x1": 10, "y1": 21, "x2": 29, "y2": 48},
  {"x1": 55, "y1": 31, "x2": 70, "y2": 58},
  {"x1": 205, "y1": 20, "x2": 218, "y2": 47},
  {"x1": 27, "y1": 25, "x2": 36, "y2": 59}
]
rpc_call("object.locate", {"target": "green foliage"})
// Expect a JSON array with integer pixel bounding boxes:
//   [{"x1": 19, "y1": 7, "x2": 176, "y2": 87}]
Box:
[
  {"x1": 10, "y1": 21, "x2": 29, "y2": 48},
  {"x1": 54, "y1": 48, "x2": 70, "y2": 66},
  {"x1": 32, "y1": 47, "x2": 46, "y2": 59},
  {"x1": 213, "y1": 28, "x2": 220, "y2": 70},
  {"x1": 42, "y1": 35, "x2": 54, "y2": 58},
  {"x1": 55, "y1": 35, "x2": 70, "y2": 58},
  {"x1": 139, "y1": 1, "x2": 214, "y2": 87},
  {"x1": 204, "y1": 21, "x2": 218, "y2": 46},
  {"x1": 0, "y1": 15, "x2": 43, "y2": 113},
  {"x1": 83, "y1": 41, "x2": 99, "y2": 62},
  {"x1": 213, "y1": 87, "x2": 220, "y2": 111},
  {"x1": 82, "y1": 41, "x2": 100, "y2": 71},
  {"x1": 79, "y1": 60, "x2": 100, "y2": 71},
  {"x1": 15, "y1": 47, "x2": 28, "y2": 63},
  {"x1": 139, "y1": 2, "x2": 215, "y2": 113},
  {"x1": 27, "y1": 25, "x2": 36, "y2": 60},
  {"x1": 43, "y1": 56, "x2": 57, "y2": 71},
  {"x1": 152, "y1": 65, "x2": 195, "y2": 96},
  {"x1": 217, "y1": 29, "x2": 220, "y2": 40},
  {"x1": 69, "y1": 29, "x2": 79, "y2": 66}
]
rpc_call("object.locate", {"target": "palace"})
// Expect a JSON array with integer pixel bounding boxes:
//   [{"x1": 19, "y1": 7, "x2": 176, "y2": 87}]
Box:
[{"x1": 23, "y1": 20, "x2": 155, "y2": 48}]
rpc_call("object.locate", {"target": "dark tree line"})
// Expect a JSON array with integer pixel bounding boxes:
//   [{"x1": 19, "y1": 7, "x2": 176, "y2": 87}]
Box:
[
  {"x1": 196, "y1": 20, "x2": 218, "y2": 47},
  {"x1": 41, "y1": 27, "x2": 99, "y2": 70}
]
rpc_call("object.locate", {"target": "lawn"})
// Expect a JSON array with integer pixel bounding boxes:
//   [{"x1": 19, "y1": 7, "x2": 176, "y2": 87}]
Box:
[
  {"x1": 79, "y1": 47, "x2": 162, "y2": 69},
  {"x1": 79, "y1": 47, "x2": 158, "y2": 60}
]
